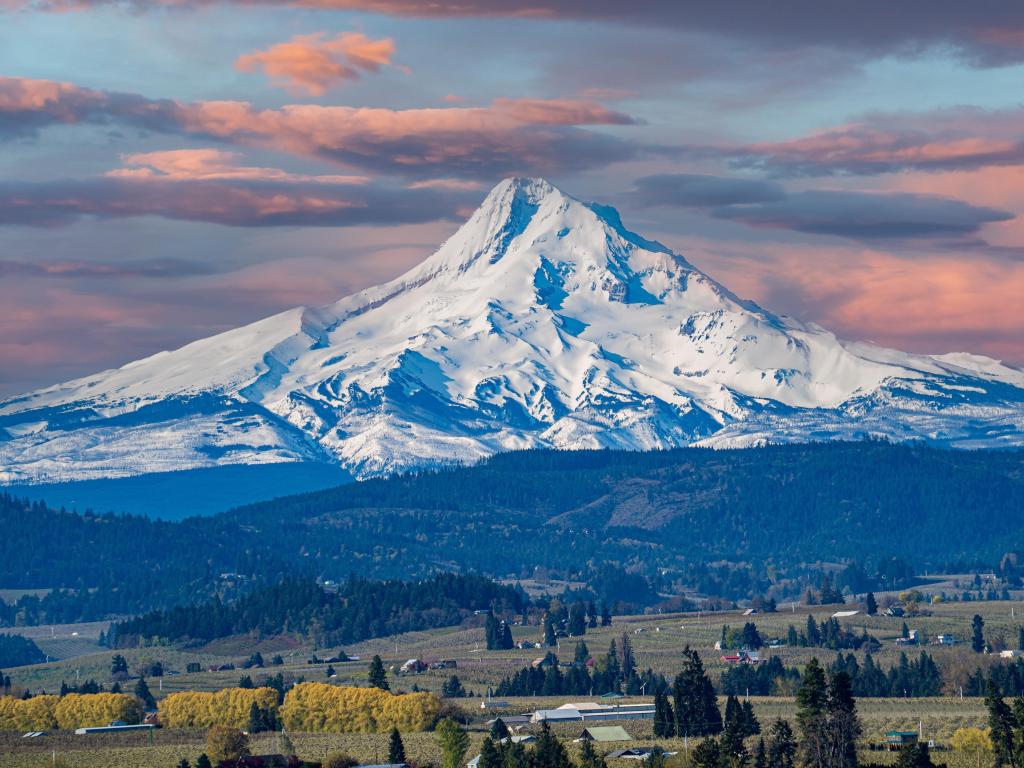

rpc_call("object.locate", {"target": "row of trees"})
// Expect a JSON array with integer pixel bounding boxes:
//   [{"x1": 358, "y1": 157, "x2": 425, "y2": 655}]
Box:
[
  {"x1": 109, "y1": 573, "x2": 526, "y2": 648},
  {"x1": 279, "y1": 683, "x2": 439, "y2": 733},
  {"x1": 831, "y1": 652, "x2": 943, "y2": 698},
  {"x1": 0, "y1": 633, "x2": 46, "y2": 668},
  {"x1": 0, "y1": 692, "x2": 142, "y2": 730}
]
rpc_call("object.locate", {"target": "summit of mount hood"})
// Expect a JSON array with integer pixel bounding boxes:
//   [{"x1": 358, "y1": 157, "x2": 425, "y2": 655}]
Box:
[{"x1": 3, "y1": 177, "x2": 1024, "y2": 483}]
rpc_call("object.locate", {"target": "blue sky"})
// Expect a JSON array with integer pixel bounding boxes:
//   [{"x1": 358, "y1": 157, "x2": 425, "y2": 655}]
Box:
[{"x1": 2, "y1": 2, "x2": 1024, "y2": 395}]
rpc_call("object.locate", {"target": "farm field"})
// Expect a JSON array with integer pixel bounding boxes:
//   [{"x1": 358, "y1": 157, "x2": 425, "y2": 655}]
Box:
[
  {"x1": 7, "y1": 600, "x2": 1023, "y2": 697},
  {"x1": 0, "y1": 696, "x2": 990, "y2": 768},
  {"x1": 1, "y1": 599, "x2": 1017, "y2": 767}
]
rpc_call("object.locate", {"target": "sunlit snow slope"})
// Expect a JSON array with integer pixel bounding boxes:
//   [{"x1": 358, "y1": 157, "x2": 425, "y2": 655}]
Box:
[{"x1": 3, "y1": 178, "x2": 1023, "y2": 483}]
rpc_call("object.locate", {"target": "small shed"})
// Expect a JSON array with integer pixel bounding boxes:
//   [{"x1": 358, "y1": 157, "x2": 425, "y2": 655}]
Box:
[
  {"x1": 885, "y1": 731, "x2": 919, "y2": 751},
  {"x1": 579, "y1": 726, "x2": 631, "y2": 743}
]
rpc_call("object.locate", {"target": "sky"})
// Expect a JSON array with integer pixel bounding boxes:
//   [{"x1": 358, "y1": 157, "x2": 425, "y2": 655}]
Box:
[{"x1": 2, "y1": 2, "x2": 1024, "y2": 397}]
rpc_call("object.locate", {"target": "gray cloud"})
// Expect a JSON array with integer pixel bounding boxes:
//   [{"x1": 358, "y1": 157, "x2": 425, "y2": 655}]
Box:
[
  {"x1": 21, "y1": 1, "x2": 1022, "y2": 66},
  {"x1": 0, "y1": 258, "x2": 218, "y2": 278},
  {"x1": 0, "y1": 177, "x2": 473, "y2": 228},
  {"x1": 631, "y1": 173, "x2": 786, "y2": 208},
  {"x1": 712, "y1": 190, "x2": 1014, "y2": 240}
]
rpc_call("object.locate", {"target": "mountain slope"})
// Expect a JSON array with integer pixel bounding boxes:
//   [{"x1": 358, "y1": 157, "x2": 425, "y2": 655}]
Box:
[{"x1": 2, "y1": 177, "x2": 1024, "y2": 483}]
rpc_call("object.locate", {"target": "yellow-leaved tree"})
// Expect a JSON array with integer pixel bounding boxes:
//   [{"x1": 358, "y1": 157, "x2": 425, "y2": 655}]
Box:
[
  {"x1": 0, "y1": 695, "x2": 59, "y2": 731},
  {"x1": 951, "y1": 727, "x2": 992, "y2": 768},
  {"x1": 160, "y1": 687, "x2": 278, "y2": 729},
  {"x1": 280, "y1": 683, "x2": 439, "y2": 733},
  {"x1": 54, "y1": 693, "x2": 144, "y2": 729}
]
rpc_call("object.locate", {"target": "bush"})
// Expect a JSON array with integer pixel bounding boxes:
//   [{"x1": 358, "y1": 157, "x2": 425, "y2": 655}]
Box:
[
  {"x1": 324, "y1": 753, "x2": 358, "y2": 768},
  {"x1": 206, "y1": 725, "x2": 249, "y2": 763}
]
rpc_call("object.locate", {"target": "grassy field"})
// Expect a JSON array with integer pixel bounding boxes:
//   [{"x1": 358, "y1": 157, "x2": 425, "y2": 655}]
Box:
[{"x1": 1, "y1": 599, "x2": 1016, "y2": 767}]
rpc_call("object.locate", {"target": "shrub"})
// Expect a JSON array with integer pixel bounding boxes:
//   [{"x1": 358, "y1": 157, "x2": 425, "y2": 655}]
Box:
[{"x1": 206, "y1": 725, "x2": 249, "y2": 763}]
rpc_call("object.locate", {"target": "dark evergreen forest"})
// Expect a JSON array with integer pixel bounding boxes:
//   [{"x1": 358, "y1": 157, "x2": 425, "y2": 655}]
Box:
[{"x1": 2, "y1": 441, "x2": 1022, "y2": 626}]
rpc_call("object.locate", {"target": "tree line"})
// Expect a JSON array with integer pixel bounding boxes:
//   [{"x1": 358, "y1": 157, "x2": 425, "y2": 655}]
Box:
[{"x1": 109, "y1": 573, "x2": 526, "y2": 647}]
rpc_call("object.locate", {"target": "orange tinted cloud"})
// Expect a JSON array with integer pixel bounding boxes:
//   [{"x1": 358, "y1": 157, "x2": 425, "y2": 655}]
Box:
[
  {"x1": 693, "y1": 240, "x2": 1024, "y2": 364},
  {"x1": 107, "y1": 148, "x2": 369, "y2": 184},
  {"x1": 0, "y1": 77, "x2": 639, "y2": 178},
  {"x1": 236, "y1": 32, "x2": 399, "y2": 95}
]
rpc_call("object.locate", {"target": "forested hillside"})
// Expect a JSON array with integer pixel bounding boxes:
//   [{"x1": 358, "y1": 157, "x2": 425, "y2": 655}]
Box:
[{"x1": 2, "y1": 442, "x2": 1022, "y2": 626}]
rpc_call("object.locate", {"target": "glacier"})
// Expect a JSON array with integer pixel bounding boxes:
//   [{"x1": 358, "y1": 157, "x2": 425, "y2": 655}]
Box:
[{"x1": 2, "y1": 176, "x2": 1023, "y2": 484}]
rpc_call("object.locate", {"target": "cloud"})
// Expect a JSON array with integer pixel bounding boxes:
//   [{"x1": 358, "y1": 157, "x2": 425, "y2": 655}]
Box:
[
  {"x1": 107, "y1": 148, "x2": 370, "y2": 183},
  {"x1": 712, "y1": 190, "x2": 1013, "y2": 240},
  {"x1": 236, "y1": 32, "x2": 399, "y2": 95},
  {"x1": 0, "y1": 257, "x2": 217, "y2": 278},
  {"x1": 630, "y1": 172, "x2": 1014, "y2": 242},
  {"x1": 0, "y1": 152, "x2": 474, "y2": 227},
  {"x1": 11, "y1": 2, "x2": 1024, "y2": 66},
  {"x1": 0, "y1": 77, "x2": 640, "y2": 178},
  {"x1": 630, "y1": 173, "x2": 785, "y2": 207},
  {"x1": 714, "y1": 107, "x2": 1024, "y2": 177}
]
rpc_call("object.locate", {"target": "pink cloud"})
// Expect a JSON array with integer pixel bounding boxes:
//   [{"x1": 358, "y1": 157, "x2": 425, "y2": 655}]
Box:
[
  {"x1": 0, "y1": 77, "x2": 640, "y2": 178},
  {"x1": 689, "y1": 239, "x2": 1024, "y2": 365},
  {"x1": 107, "y1": 148, "x2": 369, "y2": 184},
  {"x1": 236, "y1": 32, "x2": 399, "y2": 95}
]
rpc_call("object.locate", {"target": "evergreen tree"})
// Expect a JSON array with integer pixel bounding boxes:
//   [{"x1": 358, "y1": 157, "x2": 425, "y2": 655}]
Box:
[
  {"x1": 984, "y1": 681, "x2": 1021, "y2": 768},
  {"x1": 490, "y1": 717, "x2": 510, "y2": 741},
  {"x1": 1018, "y1": 627, "x2": 1024, "y2": 652},
  {"x1": 766, "y1": 719, "x2": 796, "y2": 768},
  {"x1": 436, "y1": 718, "x2": 470, "y2": 768},
  {"x1": 442, "y1": 675, "x2": 467, "y2": 698},
  {"x1": 134, "y1": 676, "x2": 156, "y2": 709},
  {"x1": 388, "y1": 726, "x2": 406, "y2": 764},
  {"x1": 574, "y1": 641, "x2": 590, "y2": 665},
  {"x1": 672, "y1": 646, "x2": 722, "y2": 738},
  {"x1": 240, "y1": 674, "x2": 255, "y2": 688},
  {"x1": 691, "y1": 737, "x2": 722, "y2": 768},
  {"x1": 177, "y1": 760, "x2": 191, "y2": 768},
  {"x1": 621, "y1": 633, "x2": 636, "y2": 682},
  {"x1": 741, "y1": 700, "x2": 760, "y2": 736},
  {"x1": 587, "y1": 601, "x2": 598, "y2": 629},
  {"x1": 578, "y1": 738, "x2": 607, "y2": 768},
  {"x1": 972, "y1": 614, "x2": 986, "y2": 653},
  {"x1": 479, "y1": 737, "x2": 501, "y2": 768},
  {"x1": 796, "y1": 658, "x2": 828, "y2": 768},
  {"x1": 248, "y1": 702, "x2": 264, "y2": 734},
  {"x1": 110, "y1": 654, "x2": 128, "y2": 678},
  {"x1": 824, "y1": 671, "x2": 860, "y2": 768},
  {"x1": 368, "y1": 655, "x2": 390, "y2": 691},
  {"x1": 601, "y1": 604, "x2": 612, "y2": 627},
  {"x1": 568, "y1": 602, "x2": 587, "y2": 636},
  {"x1": 543, "y1": 615, "x2": 557, "y2": 647},
  {"x1": 605, "y1": 640, "x2": 622, "y2": 692},
  {"x1": 806, "y1": 615, "x2": 821, "y2": 646},
  {"x1": 533, "y1": 722, "x2": 573, "y2": 768},
  {"x1": 753, "y1": 737, "x2": 766, "y2": 768},
  {"x1": 195, "y1": 755, "x2": 212, "y2": 768},
  {"x1": 895, "y1": 743, "x2": 942, "y2": 768},
  {"x1": 500, "y1": 622, "x2": 514, "y2": 650},
  {"x1": 653, "y1": 689, "x2": 675, "y2": 737},
  {"x1": 865, "y1": 592, "x2": 878, "y2": 616},
  {"x1": 485, "y1": 610, "x2": 499, "y2": 650}
]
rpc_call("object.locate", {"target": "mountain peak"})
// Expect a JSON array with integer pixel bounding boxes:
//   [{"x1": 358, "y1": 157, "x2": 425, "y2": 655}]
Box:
[{"x1": 3, "y1": 180, "x2": 1024, "y2": 484}]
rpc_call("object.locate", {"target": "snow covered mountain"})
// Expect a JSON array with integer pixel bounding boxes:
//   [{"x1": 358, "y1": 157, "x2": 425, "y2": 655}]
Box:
[{"x1": 3, "y1": 177, "x2": 1024, "y2": 484}]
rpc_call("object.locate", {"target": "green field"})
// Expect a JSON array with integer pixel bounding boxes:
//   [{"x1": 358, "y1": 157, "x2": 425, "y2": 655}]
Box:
[{"x1": 1, "y1": 599, "x2": 1016, "y2": 767}]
